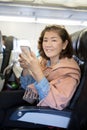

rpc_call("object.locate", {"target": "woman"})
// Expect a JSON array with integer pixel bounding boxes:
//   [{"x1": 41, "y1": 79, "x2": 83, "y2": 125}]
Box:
[{"x1": 19, "y1": 25, "x2": 81, "y2": 110}]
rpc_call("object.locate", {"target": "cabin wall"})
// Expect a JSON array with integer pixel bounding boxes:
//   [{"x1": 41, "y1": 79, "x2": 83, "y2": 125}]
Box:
[{"x1": 0, "y1": 21, "x2": 86, "y2": 54}]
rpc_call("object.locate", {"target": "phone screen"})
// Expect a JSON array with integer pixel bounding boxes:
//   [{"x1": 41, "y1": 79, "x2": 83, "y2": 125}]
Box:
[{"x1": 20, "y1": 46, "x2": 31, "y2": 54}]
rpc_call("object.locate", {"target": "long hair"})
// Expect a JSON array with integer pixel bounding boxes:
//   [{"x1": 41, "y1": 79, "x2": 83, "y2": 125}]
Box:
[{"x1": 38, "y1": 25, "x2": 73, "y2": 60}]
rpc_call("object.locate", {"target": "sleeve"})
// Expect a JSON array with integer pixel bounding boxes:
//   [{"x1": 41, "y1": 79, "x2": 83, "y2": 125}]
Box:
[
  {"x1": 37, "y1": 73, "x2": 80, "y2": 110},
  {"x1": 20, "y1": 74, "x2": 35, "y2": 89},
  {"x1": 34, "y1": 77, "x2": 50, "y2": 100}
]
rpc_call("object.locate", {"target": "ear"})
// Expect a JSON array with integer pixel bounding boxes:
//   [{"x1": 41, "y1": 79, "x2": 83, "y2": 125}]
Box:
[{"x1": 62, "y1": 40, "x2": 68, "y2": 50}]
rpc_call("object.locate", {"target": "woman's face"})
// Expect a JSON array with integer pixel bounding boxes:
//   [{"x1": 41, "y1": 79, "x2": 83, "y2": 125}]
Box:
[{"x1": 42, "y1": 31, "x2": 67, "y2": 59}]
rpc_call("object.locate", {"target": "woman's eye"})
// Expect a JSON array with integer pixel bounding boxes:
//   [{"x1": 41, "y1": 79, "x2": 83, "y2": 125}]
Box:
[
  {"x1": 52, "y1": 39, "x2": 57, "y2": 42},
  {"x1": 43, "y1": 39, "x2": 48, "y2": 42}
]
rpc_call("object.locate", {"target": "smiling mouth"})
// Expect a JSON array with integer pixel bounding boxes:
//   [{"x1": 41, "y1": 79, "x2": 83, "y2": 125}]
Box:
[{"x1": 46, "y1": 49, "x2": 53, "y2": 52}]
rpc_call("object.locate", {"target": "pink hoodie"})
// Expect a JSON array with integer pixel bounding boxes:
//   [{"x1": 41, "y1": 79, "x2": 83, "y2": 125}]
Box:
[{"x1": 37, "y1": 58, "x2": 81, "y2": 110}]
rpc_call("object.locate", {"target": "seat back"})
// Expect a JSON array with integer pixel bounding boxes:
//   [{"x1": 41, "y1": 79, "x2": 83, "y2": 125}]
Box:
[
  {"x1": 68, "y1": 28, "x2": 87, "y2": 109},
  {"x1": 0, "y1": 31, "x2": 4, "y2": 91},
  {"x1": 0, "y1": 30, "x2": 3, "y2": 71},
  {"x1": 0, "y1": 36, "x2": 13, "y2": 73},
  {"x1": 0, "y1": 36, "x2": 21, "y2": 90}
]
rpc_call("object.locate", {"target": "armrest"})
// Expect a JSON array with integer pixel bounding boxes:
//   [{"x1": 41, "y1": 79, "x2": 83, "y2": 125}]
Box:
[{"x1": 9, "y1": 106, "x2": 71, "y2": 128}]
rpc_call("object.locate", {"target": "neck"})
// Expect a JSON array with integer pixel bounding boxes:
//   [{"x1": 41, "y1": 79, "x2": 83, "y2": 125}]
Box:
[{"x1": 50, "y1": 58, "x2": 60, "y2": 66}]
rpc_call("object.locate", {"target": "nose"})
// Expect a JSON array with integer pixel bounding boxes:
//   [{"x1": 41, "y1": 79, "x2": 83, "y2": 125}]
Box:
[{"x1": 46, "y1": 40, "x2": 52, "y2": 46}]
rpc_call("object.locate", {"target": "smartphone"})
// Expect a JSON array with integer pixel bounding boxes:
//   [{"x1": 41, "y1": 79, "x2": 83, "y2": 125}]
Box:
[{"x1": 20, "y1": 46, "x2": 31, "y2": 54}]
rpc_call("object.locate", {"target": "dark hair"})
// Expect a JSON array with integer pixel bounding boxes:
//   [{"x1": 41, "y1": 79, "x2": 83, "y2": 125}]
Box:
[
  {"x1": 2, "y1": 35, "x2": 7, "y2": 46},
  {"x1": 38, "y1": 25, "x2": 73, "y2": 60},
  {"x1": 2, "y1": 35, "x2": 7, "y2": 41},
  {"x1": 5, "y1": 36, "x2": 14, "y2": 50}
]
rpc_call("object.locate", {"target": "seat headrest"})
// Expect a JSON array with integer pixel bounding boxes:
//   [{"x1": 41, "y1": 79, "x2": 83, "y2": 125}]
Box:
[
  {"x1": 71, "y1": 28, "x2": 87, "y2": 66},
  {"x1": 68, "y1": 29, "x2": 87, "y2": 109},
  {"x1": 77, "y1": 29, "x2": 87, "y2": 61}
]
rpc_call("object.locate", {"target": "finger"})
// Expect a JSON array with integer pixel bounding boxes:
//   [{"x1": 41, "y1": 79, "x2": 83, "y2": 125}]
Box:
[
  {"x1": 22, "y1": 48, "x2": 31, "y2": 58},
  {"x1": 19, "y1": 53, "x2": 26, "y2": 61},
  {"x1": 30, "y1": 51, "x2": 36, "y2": 58}
]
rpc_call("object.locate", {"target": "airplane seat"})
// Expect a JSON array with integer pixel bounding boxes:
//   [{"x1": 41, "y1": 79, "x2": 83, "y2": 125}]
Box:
[
  {"x1": 0, "y1": 36, "x2": 21, "y2": 91},
  {"x1": 2, "y1": 28, "x2": 87, "y2": 129},
  {"x1": 0, "y1": 36, "x2": 13, "y2": 91},
  {"x1": 67, "y1": 28, "x2": 87, "y2": 110},
  {"x1": 0, "y1": 30, "x2": 4, "y2": 92}
]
